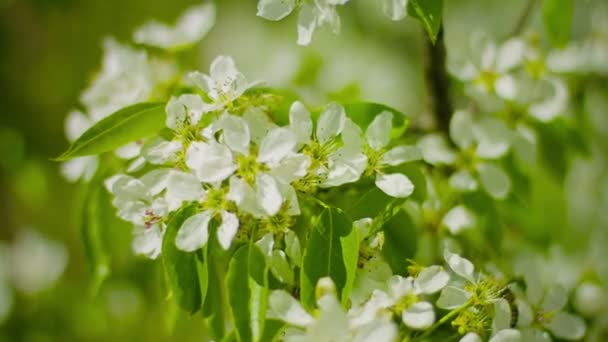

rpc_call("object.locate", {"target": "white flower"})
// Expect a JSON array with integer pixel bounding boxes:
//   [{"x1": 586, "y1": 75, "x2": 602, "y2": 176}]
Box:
[
  {"x1": 61, "y1": 111, "x2": 99, "y2": 182},
  {"x1": 442, "y1": 205, "x2": 477, "y2": 235},
  {"x1": 363, "y1": 111, "x2": 421, "y2": 198},
  {"x1": 188, "y1": 56, "x2": 255, "y2": 111},
  {"x1": 258, "y1": 0, "x2": 350, "y2": 46},
  {"x1": 132, "y1": 224, "x2": 164, "y2": 259},
  {"x1": 133, "y1": 3, "x2": 215, "y2": 50},
  {"x1": 451, "y1": 37, "x2": 525, "y2": 100},
  {"x1": 165, "y1": 94, "x2": 208, "y2": 131},
  {"x1": 175, "y1": 208, "x2": 239, "y2": 252},
  {"x1": 108, "y1": 170, "x2": 170, "y2": 226},
  {"x1": 352, "y1": 267, "x2": 449, "y2": 330},
  {"x1": 268, "y1": 277, "x2": 398, "y2": 342},
  {"x1": 381, "y1": 0, "x2": 408, "y2": 21},
  {"x1": 515, "y1": 271, "x2": 586, "y2": 341},
  {"x1": 288, "y1": 101, "x2": 367, "y2": 188}
]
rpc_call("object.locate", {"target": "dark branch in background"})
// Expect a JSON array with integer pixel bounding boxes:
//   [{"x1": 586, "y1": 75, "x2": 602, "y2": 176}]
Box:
[
  {"x1": 424, "y1": 28, "x2": 453, "y2": 135},
  {"x1": 506, "y1": 0, "x2": 536, "y2": 38}
]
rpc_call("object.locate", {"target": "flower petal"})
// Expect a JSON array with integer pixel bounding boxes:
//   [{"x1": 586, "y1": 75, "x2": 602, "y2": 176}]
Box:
[
  {"x1": 417, "y1": 134, "x2": 457, "y2": 165},
  {"x1": 495, "y1": 74, "x2": 517, "y2": 100},
  {"x1": 450, "y1": 110, "x2": 475, "y2": 149},
  {"x1": 175, "y1": 211, "x2": 212, "y2": 252},
  {"x1": 477, "y1": 163, "x2": 511, "y2": 200},
  {"x1": 375, "y1": 173, "x2": 414, "y2": 198},
  {"x1": 268, "y1": 290, "x2": 314, "y2": 326},
  {"x1": 529, "y1": 77, "x2": 567, "y2": 122},
  {"x1": 496, "y1": 39, "x2": 525, "y2": 72},
  {"x1": 258, "y1": 127, "x2": 297, "y2": 165},
  {"x1": 132, "y1": 225, "x2": 164, "y2": 259},
  {"x1": 165, "y1": 170, "x2": 205, "y2": 211},
  {"x1": 444, "y1": 250, "x2": 475, "y2": 282},
  {"x1": 142, "y1": 138, "x2": 182, "y2": 165},
  {"x1": 415, "y1": 266, "x2": 450, "y2": 294},
  {"x1": 216, "y1": 114, "x2": 251, "y2": 154},
  {"x1": 442, "y1": 205, "x2": 476, "y2": 235},
  {"x1": 437, "y1": 285, "x2": 470, "y2": 309},
  {"x1": 186, "y1": 141, "x2": 236, "y2": 183},
  {"x1": 217, "y1": 211, "x2": 239, "y2": 250},
  {"x1": 257, "y1": 0, "x2": 296, "y2": 20},
  {"x1": 289, "y1": 101, "x2": 313, "y2": 144},
  {"x1": 297, "y1": 3, "x2": 317, "y2": 46},
  {"x1": 366, "y1": 111, "x2": 393, "y2": 151},
  {"x1": 489, "y1": 329, "x2": 521, "y2": 342},
  {"x1": 256, "y1": 174, "x2": 283, "y2": 216},
  {"x1": 546, "y1": 311, "x2": 586, "y2": 340},
  {"x1": 316, "y1": 102, "x2": 346, "y2": 144},
  {"x1": 473, "y1": 118, "x2": 512, "y2": 159},
  {"x1": 541, "y1": 285, "x2": 567, "y2": 312},
  {"x1": 449, "y1": 170, "x2": 479, "y2": 191},
  {"x1": 381, "y1": 0, "x2": 407, "y2": 20},
  {"x1": 381, "y1": 145, "x2": 422, "y2": 166},
  {"x1": 402, "y1": 301, "x2": 435, "y2": 330}
]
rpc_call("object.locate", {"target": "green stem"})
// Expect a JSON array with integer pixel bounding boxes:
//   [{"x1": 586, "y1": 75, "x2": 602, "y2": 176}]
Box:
[{"x1": 415, "y1": 299, "x2": 474, "y2": 341}]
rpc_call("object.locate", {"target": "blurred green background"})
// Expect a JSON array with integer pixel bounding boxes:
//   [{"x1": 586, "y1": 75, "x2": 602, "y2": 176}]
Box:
[{"x1": 0, "y1": 0, "x2": 607, "y2": 340}]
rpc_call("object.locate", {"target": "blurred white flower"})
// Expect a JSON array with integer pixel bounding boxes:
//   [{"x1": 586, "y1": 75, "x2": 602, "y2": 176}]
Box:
[
  {"x1": 134, "y1": 3, "x2": 216, "y2": 50},
  {"x1": 10, "y1": 229, "x2": 68, "y2": 295}
]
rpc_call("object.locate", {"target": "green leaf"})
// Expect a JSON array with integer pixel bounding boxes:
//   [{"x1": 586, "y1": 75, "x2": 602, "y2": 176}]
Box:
[
  {"x1": 343, "y1": 187, "x2": 395, "y2": 222},
  {"x1": 161, "y1": 204, "x2": 202, "y2": 314},
  {"x1": 196, "y1": 249, "x2": 209, "y2": 312},
  {"x1": 57, "y1": 102, "x2": 165, "y2": 160},
  {"x1": 300, "y1": 207, "x2": 358, "y2": 309},
  {"x1": 382, "y1": 209, "x2": 417, "y2": 274},
  {"x1": 81, "y1": 174, "x2": 111, "y2": 296},
  {"x1": 408, "y1": 0, "x2": 444, "y2": 44},
  {"x1": 542, "y1": 0, "x2": 573, "y2": 48},
  {"x1": 260, "y1": 320, "x2": 286, "y2": 342},
  {"x1": 226, "y1": 244, "x2": 269, "y2": 342},
  {"x1": 343, "y1": 102, "x2": 410, "y2": 138},
  {"x1": 204, "y1": 247, "x2": 227, "y2": 340}
]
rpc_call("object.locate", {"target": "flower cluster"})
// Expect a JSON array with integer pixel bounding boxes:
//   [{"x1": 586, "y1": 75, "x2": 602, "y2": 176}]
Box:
[{"x1": 103, "y1": 55, "x2": 420, "y2": 258}]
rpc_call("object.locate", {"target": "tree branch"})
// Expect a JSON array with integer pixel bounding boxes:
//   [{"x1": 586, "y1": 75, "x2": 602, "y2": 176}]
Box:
[
  {"x1": 424, "y1": 28, "x2": 453, "y2": 135},
  {"x1": 506, "y1": 0, "x2": 536, "y2": 38}
]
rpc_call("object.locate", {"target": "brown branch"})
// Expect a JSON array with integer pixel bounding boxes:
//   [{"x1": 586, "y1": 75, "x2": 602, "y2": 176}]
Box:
[{"x1": 424, "y1": 28, "x2": 453, "y2": 135}]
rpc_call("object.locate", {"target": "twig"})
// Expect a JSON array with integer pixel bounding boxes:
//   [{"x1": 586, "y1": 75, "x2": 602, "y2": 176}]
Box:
[
  {"x1": 424, "y1": 28, "x2": 453, "y2": 135},
  {"x1": 506, "y1": 0, "x2": 536, "y2": 39}
]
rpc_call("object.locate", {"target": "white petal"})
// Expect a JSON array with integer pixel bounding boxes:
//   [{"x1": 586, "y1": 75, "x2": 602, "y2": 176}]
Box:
[
  {"x1": 65, "y1": 110, "x2": 91, "y2": 142},
  {"x1": 209, "y1": 55, "x2": 238, "y2": 84},
  {"x1": 257, "y1": 0, "x2": 296, "y2": 20},
  {"x1": 449, "y1": 170, "x2": 479, "y2": 191},
  {"x1": 520, "y1": 329, "x2": 551, "y2": 342},
  {"x1": 366, "y1": 111, "x2": 393, "y2": 151},
  {"x1": 297, "y1": 3, "x2": 317, "y2": 46},
  {"x1": 216, "y1": 114, "x2": 251, "y2": 154},
  {"x1": 493, "y1": 299, "x2": 513, "y2": 332},
  {"x1": 186, "y1": 141, "x2": 236, "y2": 183},
  {"x1": 546, "y1": 311, "x2": 586, "y2": 340},
  {"x1": 489, "y1": 329, "x2": 521, "y2": 342},
  {"x1": 450, "y1": 110, "x2": 475, "y2": 149},
  {"x1": 477, "y1": 163, "x2": 511, "y2": 200},
  {"x1": 111, "y1": 175, "x2": 149, "y2": 201},
  {"x1": 256, "y1": 233, "x2": 274, "y2": 256},
  {"x1": 442, "y1": 205, "x2": 476, "y2": 235},
  {"x1": 165, "y1": 96, "x2": 187, "y2": 131},
  {"x1": 165, "y1": 170, "x2": 205, "y2": 211},
  {"x1": 316, "y1": 102, "x2": 346, "y2": 144},
  {"x1": 375, "y1": 173, "x2": 414, "y2": 198},
  {"x1": 140, "y1": 169, "x2": 170, "y2": 196},
  {"x1": 381, "y1": 145, "x2": 422, "y2": 166},
  {"x1": 460, "y1": 333, "x2": 483, "y2": 342},
  {"x1": 115, "y1": 142, "x2": 141, "y2": 159},
  {"x1": 321, "y1": 151, "x2": 367, "y2": 187},
  {"x1": 481, "y1": 41, "x2": 497, "y2": 70},
  {"x1": 495, "y1": 74, "x2": 517, "y2": 100},
  {"x1": 574, "y1": 282, "x2": 605, "y2": 317},
  {"x1": 352, "y1": 319, "x2": 398, "y2": 342},
  {"x1": 279, "y1": 183, "x2": 301, "y2": 215},
  {"x1": 175, "y1": 211, "x2": 212, "y2": 252},
  {"x1": 389, "y1": 275, "x2": 414, "y2": 299},
  {"x1": 529, "y1": 77, "x2": 567, "y2": 122},
  {"x1": 256, "y1": 174, "x2": 283, "y2": 216},
  {"x1": 268, "y1": 290, "x2": 314, "y2": 326},
  {"x1": 381, "y1": 0, "x2": 407, "y2": 20},
  {"x1": 269, "y1": 154, "x2": 311, "y2": 184},
  {"x1": 417, "y1": 134, "x2": 457, "y2": 165},
  {"x1": 289, "y1": 101, "x2": 313, "y2": 144},
  {"x1": 496, "y1": 39, "x2": 525, "y2": 72},
  {"x1": 341, "y1": 118, "x2": 364, "y2": 151},
  {"x1": 243, "y1": 107, "x2": 277, "y2": 145},
  {"x1": 541, "y1": 285, "x2": 567, "y2": 312},
  {"x1": 217, "y1": 211, "x2": 239, "y2": 250},
  {"x1": 142, "y1": 138, "x2": 182, "y2": 165},
  {"x1": 178, "y1": 94, "x2": 206, "y2": 125},
  {"x1": 258, "y1": 127, "x2": 297, "y2": 165},
  {"x1": 444, "y1": 250, "x2": 475, "y2": 282},
  {"x1": 402, "y1": 301, "x2": 435, "y2": 330},
  {"x1": 61, "y1": 156, "x2": 98, "y2": 183},
  {"x1": 414, "y1": 266, "x2": 450, "y2": 294},
  {"x1": 437, "y1": 285, "x2": 470, "y2": 309},
  {"x1": 132, "y1": 225, "x2": 164, "y2": 259},
  {"x1": 473, "y1": 118, "x2": 512, "y2": 159}
]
